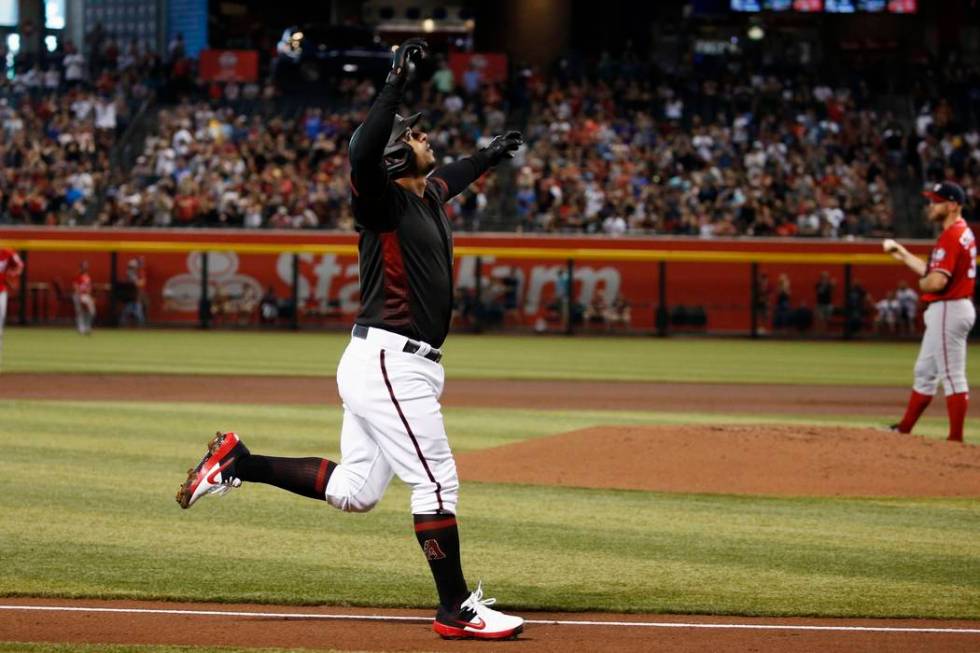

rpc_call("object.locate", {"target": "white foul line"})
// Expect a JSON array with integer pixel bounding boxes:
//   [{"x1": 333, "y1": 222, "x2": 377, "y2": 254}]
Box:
[{"x1": 1, "y1": 605, "x2": 979, "y2": 635}]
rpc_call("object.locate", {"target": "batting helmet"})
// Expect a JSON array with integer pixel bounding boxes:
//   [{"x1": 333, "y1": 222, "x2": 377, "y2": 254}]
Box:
[{"x1": 350, "y1": 112, "x2": 423, "y2": 178}]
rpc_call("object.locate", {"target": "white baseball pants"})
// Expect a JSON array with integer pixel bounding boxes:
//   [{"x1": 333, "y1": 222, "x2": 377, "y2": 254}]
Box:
[
  {"x1": 327, "y1": 327, "x2": 458, "y2": 515},
  {"x1": 73, "y1": 294, "x2": 96, "y2": 334},
  {"x1": 913, "y1": 299, "x2": 976, "y2": 396}
]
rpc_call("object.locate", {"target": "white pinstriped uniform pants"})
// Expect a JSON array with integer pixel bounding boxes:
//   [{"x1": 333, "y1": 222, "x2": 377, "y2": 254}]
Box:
[{"x1": 913, "y1": 299, "x2": 976, "y2": 396}]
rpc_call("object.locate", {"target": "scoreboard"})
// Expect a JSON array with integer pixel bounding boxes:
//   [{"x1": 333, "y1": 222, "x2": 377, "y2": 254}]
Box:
[{"x1": 729, "y1": 0, "x2": 917, "y2": 11}]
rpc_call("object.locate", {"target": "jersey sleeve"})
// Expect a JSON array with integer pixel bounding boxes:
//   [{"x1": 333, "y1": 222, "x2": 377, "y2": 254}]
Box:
[
  {"x1": 349, "y1": 83, "x2": 403, "y2": 231},
  {"x1": 428, "y1": 151, "x2": 491, "y2": 202},
  {"x1": 929, "y1": 230, "x2": 962, "y2": 278}
]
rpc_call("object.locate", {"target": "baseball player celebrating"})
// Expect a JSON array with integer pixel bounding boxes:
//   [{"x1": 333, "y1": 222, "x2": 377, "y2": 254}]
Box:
[
  {"x1": 176, "y1": 39, "x2": 525, "y2": 640},
  {"x1": 0, "y1": 247, "x2": 24, "y2": 368},
  {"x1": 883, "y1": 181, "x2": 976, "y2": 442}
]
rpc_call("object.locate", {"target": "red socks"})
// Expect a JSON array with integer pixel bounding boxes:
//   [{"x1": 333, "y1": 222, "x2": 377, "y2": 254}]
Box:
[
  {"x1": 945, "y1": 393, "x2": 968, "y2": 442},
  {"x1": 897, "y1": 390, "x2": 968, "y2": 442},
  {"x1": 897, "y1": 390, "x2": 933, "y2": 433}
]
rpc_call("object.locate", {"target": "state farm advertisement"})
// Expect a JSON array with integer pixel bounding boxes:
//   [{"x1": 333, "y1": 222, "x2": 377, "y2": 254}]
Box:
[
  {"x1": 2, "y1": 229, "x2": 923, "y2": 333},
  {"x1": 18, "y1": 248, "x2": 645, "y2": 327}
]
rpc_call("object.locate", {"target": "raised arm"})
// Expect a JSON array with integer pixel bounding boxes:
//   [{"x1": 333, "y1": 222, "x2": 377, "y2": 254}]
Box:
[
  {"x1": 348, "y1": 84, "x2": 400, "y2": 199},
  {"x1": 348, "y1": 38, "x2": 427, "y2": 200},
  {"x1": 430, "y1": 131, "x2": 524, "y2": 201},
  {"x1": 429, "y1": 153, "x2": 490, "y2": 201}
]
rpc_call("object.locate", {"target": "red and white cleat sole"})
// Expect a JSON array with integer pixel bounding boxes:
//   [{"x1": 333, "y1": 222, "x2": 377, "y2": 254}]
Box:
[
  {"x1": 432, "y1": 620, "x2": 524, "y2": 640},
  {"x1": 176, "y1": 432, "x2": 242, "y2": 509}
]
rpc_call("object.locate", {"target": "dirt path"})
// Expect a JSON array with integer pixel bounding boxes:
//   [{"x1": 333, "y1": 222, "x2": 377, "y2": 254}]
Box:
[
  {"x1": 0, "y1": 372, "x2": 947, "y2": 415},
  {"x1": 1, "y1": 599, "x2": 978, "y2": 653}
]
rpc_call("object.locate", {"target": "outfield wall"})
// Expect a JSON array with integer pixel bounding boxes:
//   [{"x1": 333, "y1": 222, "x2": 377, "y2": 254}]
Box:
[{"x1": 0, "y1": 227, "x2": 932, "y2": 334}]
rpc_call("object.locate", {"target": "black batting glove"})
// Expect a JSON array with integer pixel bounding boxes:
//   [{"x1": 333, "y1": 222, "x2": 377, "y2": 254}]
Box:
[
  {"x1": 482, "y1": 131, "x2": 524, "y2": 166},
  {"x1": 386, "y1": 38, "x2": 428, "y2": 88}
]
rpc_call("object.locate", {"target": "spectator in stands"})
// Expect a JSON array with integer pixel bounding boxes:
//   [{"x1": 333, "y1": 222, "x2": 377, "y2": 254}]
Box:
[
  {"x1": 432, "y1": 57, "x2": 454, "y2": 94},
  {"x1": 119, "y1": 257, "x2": 147, "y2": 326},
  {"x1": 63, "y1": 42, "x2": 86, "y2": 88},
  {"x1": 603, "y1": 293, "x2": 631, "y2": 330},
  {"x1": 259, "y1": 285, "x2": 279, "y2": 325},
  {"x1": 846, "y1": 278, "x2": 872, "y2": 334},
  {"x1": 584, "y1": 292, "x2": 608, "y2": 330},
  {"x1": 895, "y1": 280, "x2": 919, "y2": 334},
  {"x1": 772, "y1": 273, "x2": 792, "y2": 330},
  {"x1": 814, "y1": 271, "x2": 836, "y2": 332},
  {"x1": 874, "y1": 290, "x2": 900, "y2": 335},
  {"x1": 754, "y1": 271, "x2": 770, "y2": 331},
  {"x1": 209, "y1": 285, "x2": 234, "y2": 325},
  {"x1": 25, "y1": 46, "x2": 979, "y2": 238}
]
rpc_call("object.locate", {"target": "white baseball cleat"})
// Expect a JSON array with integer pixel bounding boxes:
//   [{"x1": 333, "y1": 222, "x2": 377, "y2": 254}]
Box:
[
  {"x1": 176, "y1": 431, "x2": 249, "y2": 509},
  {"x1": 432, "y1": 581, "x2": 524, "y2": 640}
]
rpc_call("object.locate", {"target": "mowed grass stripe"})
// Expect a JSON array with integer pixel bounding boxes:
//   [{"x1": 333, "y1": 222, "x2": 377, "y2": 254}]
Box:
[
  {"x1": 1, "y1": 327, "x2": 946, "y2": 386},
  {"x1": 1, "y1": 400, "x2": 978, "y2": 618}
]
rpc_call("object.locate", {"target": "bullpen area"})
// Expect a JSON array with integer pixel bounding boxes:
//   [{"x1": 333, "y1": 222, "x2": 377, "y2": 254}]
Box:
[{"x1": 1, "y1": 329, "x2": 979, "y2": 652}]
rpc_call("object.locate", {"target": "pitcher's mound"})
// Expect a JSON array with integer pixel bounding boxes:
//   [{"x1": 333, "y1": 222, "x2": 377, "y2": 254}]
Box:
[{"x1": 456, "y1": 425, "x2": 980, "y2": 497}]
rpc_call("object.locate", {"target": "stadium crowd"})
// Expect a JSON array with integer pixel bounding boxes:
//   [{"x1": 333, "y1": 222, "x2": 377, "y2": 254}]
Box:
[
  {"x1": 0, "y1": 40, "x2": 159, "y2": 227},
  {"x1": 94, "y1": 63, "x2": 505, "y2": 229},
  {"x1": 514, "y1": 52, "x2": 980, "y2": 236},
  {"x1": 1, "y1": 42, "x2": 977, "y2": 237}
]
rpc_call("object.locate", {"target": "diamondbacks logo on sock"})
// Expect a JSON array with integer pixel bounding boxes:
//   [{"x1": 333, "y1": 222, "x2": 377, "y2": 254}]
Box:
[{"x1": 422, "y1": 538, "x2": 446, "y2": 560}]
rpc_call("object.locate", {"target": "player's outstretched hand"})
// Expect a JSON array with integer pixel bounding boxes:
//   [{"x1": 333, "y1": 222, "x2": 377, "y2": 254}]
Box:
[
  {"x1": 387, "y1": 38, "x2": 428, "y2": 87},
  {"x1": 483, "y1": 131, "x2": 524, "y2": 166}
]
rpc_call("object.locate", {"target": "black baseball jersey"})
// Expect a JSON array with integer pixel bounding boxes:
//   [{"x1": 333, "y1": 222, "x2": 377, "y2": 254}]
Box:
[{"x1": 349, "y1": 83, "x2": 491, "y2": 348}]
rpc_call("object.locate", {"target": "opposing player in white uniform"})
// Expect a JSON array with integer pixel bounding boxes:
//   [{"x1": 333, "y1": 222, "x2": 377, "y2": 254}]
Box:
[
  {"x1": 0, "y1": 247, "x2": 24, "y2": 369},
  {"x1": 883, "y1": 181, "x2": 976, "y2": 442}
]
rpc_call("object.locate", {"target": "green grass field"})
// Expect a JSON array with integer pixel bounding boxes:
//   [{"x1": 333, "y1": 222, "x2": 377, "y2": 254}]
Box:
[
  {"x1": 0, "y1": 326, "x2": 957, "y2": 385},
  {"x1": 1, "y1": 328, "x2": 978, "y2": 623}
]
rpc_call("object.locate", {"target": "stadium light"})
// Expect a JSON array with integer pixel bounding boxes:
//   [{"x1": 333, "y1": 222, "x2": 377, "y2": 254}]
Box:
[{"x1": 747, "y1": 25, "x2": 765, "y2": 41}]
